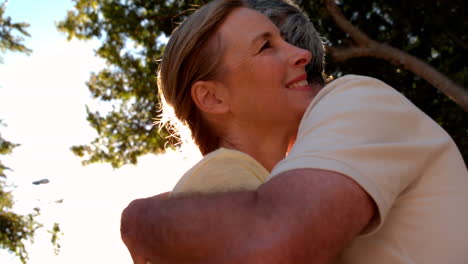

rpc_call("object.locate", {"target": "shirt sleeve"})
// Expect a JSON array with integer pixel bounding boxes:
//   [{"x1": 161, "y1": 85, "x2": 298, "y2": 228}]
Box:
[{"x1": 269, "y1": 75, "x2": 451, "y2": 234}]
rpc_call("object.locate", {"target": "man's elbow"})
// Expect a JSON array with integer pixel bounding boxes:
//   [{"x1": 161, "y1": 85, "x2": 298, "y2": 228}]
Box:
[
  {"x1": 120, "y1": 198, "x2": 145, "y2": 249},
  {"x1": 120, "y1": 193, "x2": 171, "y2": 255}
]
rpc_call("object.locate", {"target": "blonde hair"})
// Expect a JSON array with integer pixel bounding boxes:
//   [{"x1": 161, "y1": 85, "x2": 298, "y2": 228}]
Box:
[{"x1": 158, "y1": 0, "x2": 247, "y2": 155}]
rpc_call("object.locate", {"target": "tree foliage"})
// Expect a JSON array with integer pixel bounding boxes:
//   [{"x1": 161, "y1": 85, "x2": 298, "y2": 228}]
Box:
[
  {"x1": 58, "y1": 0, "x2": 210, "y2": 167},
  {"x1": 0, "y1": 2, "x2": 60, "y2": 263},
  {"x1": 0, "y1": 1, "x2": 30, "y2": 61},
  {"x1": 0, "y1": 120, "x2": 42, "y2": 264},
  {"x1": 58, "y1": 0, "x2": 467, "y2": 167}
]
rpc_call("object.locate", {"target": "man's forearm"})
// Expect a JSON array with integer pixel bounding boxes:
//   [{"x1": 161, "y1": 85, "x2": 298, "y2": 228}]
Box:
[
  {"x1": 121, "y1": 170, "x2": 375, "y2": 263},
  {"x1": 121, "y1": 190, "x2": 281, "y2": 263}
]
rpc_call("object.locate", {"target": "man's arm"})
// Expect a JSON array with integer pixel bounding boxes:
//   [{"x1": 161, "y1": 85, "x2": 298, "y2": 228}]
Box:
[{"x1": 121, "y1": 169, "x2": 376, "y2": 263}]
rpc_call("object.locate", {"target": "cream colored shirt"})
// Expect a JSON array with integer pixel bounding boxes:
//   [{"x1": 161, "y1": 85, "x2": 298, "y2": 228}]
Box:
[
  {"x1": 171, "y1": 148, "x2": 268, "y2": 197},
  {"x1": 270, "y1": 75, "x2": 468, "y2": 263}
]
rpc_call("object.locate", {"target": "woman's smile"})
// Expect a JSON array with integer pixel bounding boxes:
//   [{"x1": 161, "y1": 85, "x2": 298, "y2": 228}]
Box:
[{"x1": 286, "y1": 74, "x2": 313, "y2": 91}]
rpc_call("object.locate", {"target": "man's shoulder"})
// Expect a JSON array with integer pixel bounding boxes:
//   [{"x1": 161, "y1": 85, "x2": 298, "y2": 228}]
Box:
[
  {"x1": 301, "y1": 74, "x2": 411, "y2": 125},
  {"x1": 328, "y1": 74, "x2": 390, "y2": 88},
  {"x1": 312, "y1": 74, "x2": 400, "y2": 106},
  {"x1": 303, "y1": 74, "x2": 448, "y2": 136}
]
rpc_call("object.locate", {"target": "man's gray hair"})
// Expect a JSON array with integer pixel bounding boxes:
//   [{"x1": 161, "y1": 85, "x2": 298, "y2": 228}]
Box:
[{"x1": 246, "y1": 0, "x2": 325, "y2": 84}]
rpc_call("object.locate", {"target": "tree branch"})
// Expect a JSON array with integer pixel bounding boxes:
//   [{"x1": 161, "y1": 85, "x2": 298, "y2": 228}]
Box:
[
  {"x1": 324, "y1": 0, "x2": 374, "y2": 47},
  {"x1": 324, "y1": 0, "x2": 468, "y2": 111},
  {"x1": 327, "y1": 45, "x2": 374, "y2": 61}
]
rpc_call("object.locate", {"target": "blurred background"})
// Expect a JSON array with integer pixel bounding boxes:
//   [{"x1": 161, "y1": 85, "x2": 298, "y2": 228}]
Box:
[{"x1": 0, "y1": 0, "x2": 466, "y2": 263}]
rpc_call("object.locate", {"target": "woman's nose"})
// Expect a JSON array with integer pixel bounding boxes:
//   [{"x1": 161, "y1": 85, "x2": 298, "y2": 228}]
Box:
[{"x1": 288, "y1": 44, "x2": 312, "y2": 67}]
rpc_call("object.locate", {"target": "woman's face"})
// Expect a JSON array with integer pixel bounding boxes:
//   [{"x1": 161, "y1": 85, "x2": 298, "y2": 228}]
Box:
[{"x1": 217, "y1": 7, "x2": 316, "y2": 131}]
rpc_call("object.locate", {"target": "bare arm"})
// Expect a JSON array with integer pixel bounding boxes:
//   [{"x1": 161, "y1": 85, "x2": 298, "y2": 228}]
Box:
[{"x1": 121, "y1": 169, "x2": 376, "y2": 263}]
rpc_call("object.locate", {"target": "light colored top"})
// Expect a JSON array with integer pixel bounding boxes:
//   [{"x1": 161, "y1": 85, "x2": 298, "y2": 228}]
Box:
[
  {"x1": 270, "y1": 75, "x2": 468, "y2": 264},
  {"x1": 171, "y1": 148, "x2": 269, "y2": 197}
]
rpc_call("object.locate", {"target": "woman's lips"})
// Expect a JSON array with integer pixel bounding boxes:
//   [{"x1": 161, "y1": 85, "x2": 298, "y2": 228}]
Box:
[
  {"x1": 288, "y1": 80, "x2": 310, "y2": 90},
  {"x1": 286, "y1": 74, "x2": 312, "y2": 91}
]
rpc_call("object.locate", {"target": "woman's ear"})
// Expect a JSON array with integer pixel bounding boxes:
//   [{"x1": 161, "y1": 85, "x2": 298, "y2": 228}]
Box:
[{"x1": 191, "y1": 80, "x2": 229, "y2": 114}]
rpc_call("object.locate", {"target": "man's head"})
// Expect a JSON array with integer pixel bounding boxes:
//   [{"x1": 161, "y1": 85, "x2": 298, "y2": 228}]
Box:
[{"x1": 246, "y1": 0, "x2": 325, "y2": 85}]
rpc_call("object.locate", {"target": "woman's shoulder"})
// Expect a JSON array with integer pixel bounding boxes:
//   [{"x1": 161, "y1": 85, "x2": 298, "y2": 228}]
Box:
[
  {"x1": 171, "y1": 148, "x2": 269, "y2": 196},
  {"x1": 202, "y1": 148, "x2": 261, "y2": 162},
  {"x1": 186, "y1": 148, "x2": 269, "y2": 182}
]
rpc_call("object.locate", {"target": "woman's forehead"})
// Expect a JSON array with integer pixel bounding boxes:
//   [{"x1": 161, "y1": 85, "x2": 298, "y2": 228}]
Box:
[
  {"x1": 213, "y1": 7, "x2": 281, "y2": 74},
  {"x1": 218, "y1": 7, "x2": 278, "y2": 49}
]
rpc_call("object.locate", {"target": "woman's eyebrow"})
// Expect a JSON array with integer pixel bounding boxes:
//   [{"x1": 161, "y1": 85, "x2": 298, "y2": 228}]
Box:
[
  {"x1": 251, "y1": 31, "x2": 273, "y2": 46},
  {"x1": 251, "y1": 27, "x2": 282, "y2": 46}
]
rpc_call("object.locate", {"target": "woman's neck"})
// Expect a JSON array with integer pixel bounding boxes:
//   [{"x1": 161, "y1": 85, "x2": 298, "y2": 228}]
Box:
[{"x1": 219, "y1": 126, "x2": 296, "y2": 172}]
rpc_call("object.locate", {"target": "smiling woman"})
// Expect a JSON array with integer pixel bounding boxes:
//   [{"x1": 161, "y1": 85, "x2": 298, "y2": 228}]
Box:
[
  {"x1": 158, "y1": 0, "x2": 318, "y2": 173},
  {"x1": 213, "y1": 7, "x2": 314, "y2": 148}
]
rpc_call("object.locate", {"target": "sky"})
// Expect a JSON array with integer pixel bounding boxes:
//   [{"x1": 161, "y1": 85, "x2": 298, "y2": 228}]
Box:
[{"x1": 0, "y1": 0, "x2": 198, "y2": 263}]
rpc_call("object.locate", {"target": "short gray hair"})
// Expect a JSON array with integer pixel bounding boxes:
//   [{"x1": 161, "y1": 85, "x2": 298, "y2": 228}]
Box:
[{"x1": 246, "y1": 0, "x2": 325, "y2": 84}]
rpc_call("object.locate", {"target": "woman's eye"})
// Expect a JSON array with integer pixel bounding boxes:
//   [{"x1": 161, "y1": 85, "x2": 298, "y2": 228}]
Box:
[{"x1": 259, "y1": 41, "x2": 271, "y2": 52}]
